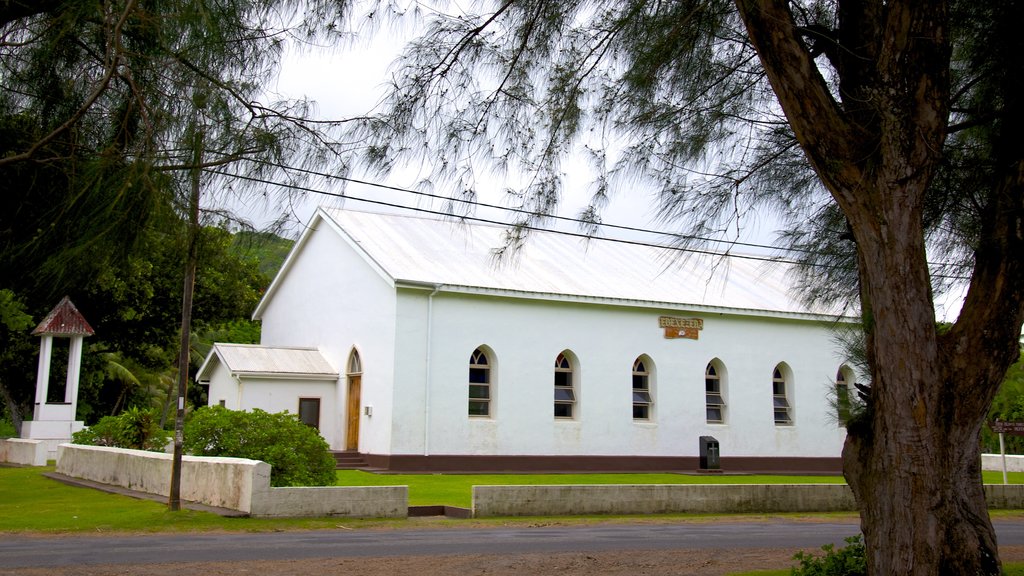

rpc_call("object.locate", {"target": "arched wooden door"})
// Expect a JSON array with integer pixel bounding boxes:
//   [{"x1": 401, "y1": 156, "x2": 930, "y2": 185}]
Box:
[{"x1": 345, "y1": 350, "x2": 362, "y2": 451}]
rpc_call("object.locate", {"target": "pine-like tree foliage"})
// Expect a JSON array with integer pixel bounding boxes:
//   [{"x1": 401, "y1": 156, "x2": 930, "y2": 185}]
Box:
[
  {"x1": 356, "y1": 1, "x2": 824, "y2": 258},
  {"x1": 0, "y1": 0, "x2": 352, "y2": 295},
  {"x1": 353, "y1": 2, "x2": 1024, "y2": 574},
  {"x1": 353, "y1": 0, "x2": 1004, "y2": 311}
]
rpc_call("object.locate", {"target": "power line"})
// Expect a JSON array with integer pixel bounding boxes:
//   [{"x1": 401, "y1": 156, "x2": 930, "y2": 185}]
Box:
[
  {"x1": 250, "y1": 158, "x2": 814, "y2": 256},
  {"x1": 209, "y1": 166, "x2": 973, "y2": 280}
]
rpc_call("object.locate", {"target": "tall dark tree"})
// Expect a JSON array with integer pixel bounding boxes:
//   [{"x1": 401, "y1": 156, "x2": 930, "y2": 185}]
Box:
[
  {"x1": 0, "y1": 0, "x2": 352, "y2": 509},
  {"x1": 0, "y1": 1, "x2": 352, "y2": 282},
  {"x1": 352, "y1": 1, "x2": 1024, "y2": 573}
]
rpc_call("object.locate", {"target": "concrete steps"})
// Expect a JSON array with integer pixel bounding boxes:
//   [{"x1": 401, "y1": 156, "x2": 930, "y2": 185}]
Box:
[{"x1": 331, "y1": 450, "x2": 368, "y2": 470}]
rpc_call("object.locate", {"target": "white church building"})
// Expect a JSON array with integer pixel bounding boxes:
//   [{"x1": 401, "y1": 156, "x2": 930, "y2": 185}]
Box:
[{"x1": 197, "y1": 207, "x2": 859, "y2": 472}]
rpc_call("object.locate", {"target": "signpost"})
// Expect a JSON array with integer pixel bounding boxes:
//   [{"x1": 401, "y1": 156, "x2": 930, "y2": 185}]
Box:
[{"x1": 989, "y1": 420, "x2": 1024, "y2": 484}]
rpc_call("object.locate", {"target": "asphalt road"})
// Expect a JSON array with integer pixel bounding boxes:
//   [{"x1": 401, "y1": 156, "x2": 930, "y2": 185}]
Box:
[{"x1": 5, "y1": 520, "x2": 1024, "y2": 569}]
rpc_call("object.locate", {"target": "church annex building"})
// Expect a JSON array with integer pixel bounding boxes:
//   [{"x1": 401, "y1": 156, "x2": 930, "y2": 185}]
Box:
[{"x1": 197, "y1": 207, "x2": 859, "y2": 472}]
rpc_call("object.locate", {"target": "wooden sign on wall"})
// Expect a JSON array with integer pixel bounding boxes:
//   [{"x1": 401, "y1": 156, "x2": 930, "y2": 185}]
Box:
[{"x1": 659, "y1": 316, "x2": 704, "y2": 340}]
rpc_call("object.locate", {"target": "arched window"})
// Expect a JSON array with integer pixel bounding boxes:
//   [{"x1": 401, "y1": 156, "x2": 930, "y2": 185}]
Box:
[
  {"x1": 836, "y1": 367, "x2": 853, "y2": 424},
  {"x1": 773, "y1": 365, "x2": 792, "y2": 425},
  {"x1": 632, "y1": 356, "x2": 653, "y2": 420},
  {"x1": 554, "y1": 352, "x2": 576, "y2": 419},
  {"x1": 468, "y1": 348, "x2": 491, "y2": 417},
  {"x1": 705, "y1": 362, "x2": 726, "y2": 423},
  {"x1": 347, "y1": 349, "x2": 362, "y2": 375}
]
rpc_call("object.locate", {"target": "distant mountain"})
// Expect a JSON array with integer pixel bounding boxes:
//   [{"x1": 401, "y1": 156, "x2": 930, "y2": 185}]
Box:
[{"x1": 229, "y1": 231, "x2": 294, "y2": 281}]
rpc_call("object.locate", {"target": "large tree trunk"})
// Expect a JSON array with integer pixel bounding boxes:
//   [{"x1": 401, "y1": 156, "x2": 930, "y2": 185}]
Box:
[
  {"x1": 843, "y1": 217, "x2": 1004, "y2": 574},
  {"x1": 736, "y1": 0, "x2": 1024, "y2": 573}
]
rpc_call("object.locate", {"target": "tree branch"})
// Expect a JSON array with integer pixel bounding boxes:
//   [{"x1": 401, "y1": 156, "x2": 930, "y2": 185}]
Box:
[
  {"x1": 0, "y1": 0, "x2": 61, "y2": 29},
  {"x1": 0, "y1": 0, "x2": 138, "y2": 167},
  {"x1": 733, "y1": 0, "x2": 861, "y2": 206}
]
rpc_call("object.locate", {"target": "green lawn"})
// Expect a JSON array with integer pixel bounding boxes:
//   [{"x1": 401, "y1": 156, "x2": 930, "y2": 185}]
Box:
[
  {"x1": 337, "y1": 470, "x2": 1024, "y2": 508},
  {"x1": 3, "y1": 464, "x2": 1024, "y2": 535},
  {"x1": 4, "y1": 465, "x2": 1024, "y2": 574},
  {"x1": 336, "y1": 471, "x2": 847, "y2": 508},
  {"x1": 0, "y1": 466, "x2": 402, "y2": 533}
]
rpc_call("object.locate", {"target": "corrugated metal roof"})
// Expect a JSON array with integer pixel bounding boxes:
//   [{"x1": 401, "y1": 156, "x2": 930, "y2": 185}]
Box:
[
  {"x1": 31, "y1": 296, "x2": 95, "y2": 336},
  {"x1": 205, "y1": 343, "x2": 338, "y2": 378},
  {"x1": 321, "y1": 208, "x2": 842, "y2": 318}
]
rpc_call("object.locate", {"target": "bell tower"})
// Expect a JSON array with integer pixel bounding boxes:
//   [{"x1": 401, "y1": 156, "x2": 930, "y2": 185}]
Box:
[{"x1": 20, "y1": 296, "x2": 94, "y2": 459}]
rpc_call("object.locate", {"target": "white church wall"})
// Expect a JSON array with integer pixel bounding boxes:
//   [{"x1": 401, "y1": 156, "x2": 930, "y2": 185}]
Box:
[
  {"x1": 258, "y1": 218, "x2": 398, "y2": 453},
  {"x1": 389, "y1": 288, "x2": 432, "y2": 455},
  {"x1": 235, "y1": 378, "x2": 338, "y2": 447},
  {"x1": 204, "y1": 360, "x2": 238, "y2": 409},
  {"x1": 388, "y1": 291, "x2": 851, "y2": 460},
  {"x1": 203, "y1": 361, "x2": 339, "y2": 447}
]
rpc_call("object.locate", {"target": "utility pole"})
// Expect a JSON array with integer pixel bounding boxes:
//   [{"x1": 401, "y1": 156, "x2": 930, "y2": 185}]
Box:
[{"x1": 169, "y1": 113, "x2": 203, "y2": 511}]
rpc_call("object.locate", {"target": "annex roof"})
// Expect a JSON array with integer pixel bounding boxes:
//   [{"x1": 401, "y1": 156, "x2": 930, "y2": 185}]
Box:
[
  {"x1": 196, "y1": 343, "x2": 338, "y2": 383},
  {"x1": 309, "y1": 208, "x2": 845, "y2": 320},
  {"x1": 31, "y1": 296, "x2": 95, "y2": 337}
]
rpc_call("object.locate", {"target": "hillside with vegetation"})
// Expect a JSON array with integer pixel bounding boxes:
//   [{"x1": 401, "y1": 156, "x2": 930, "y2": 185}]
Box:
[{"x1": 0, "y1": 214, "x2": 294, "y2": 434}]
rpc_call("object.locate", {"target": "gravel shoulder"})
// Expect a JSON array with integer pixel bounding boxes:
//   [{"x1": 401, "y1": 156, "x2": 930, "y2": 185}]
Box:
[{"x1": 5, "y1": 544, "x2": 1024, "y2": 576}]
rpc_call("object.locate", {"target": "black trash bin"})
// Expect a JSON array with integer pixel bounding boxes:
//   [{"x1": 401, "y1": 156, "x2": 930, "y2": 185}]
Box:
[{"x1": 699, "y1": 436, "x2": 720, "y2": 470}]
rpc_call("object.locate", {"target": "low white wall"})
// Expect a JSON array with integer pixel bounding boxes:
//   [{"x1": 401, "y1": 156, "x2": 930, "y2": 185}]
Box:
[
  {"x1": 0, "y1": 438, "x2": 48, "y2": 466},
  {"x1": 252, "y1": 486, "x2": 407, "y2": 518},
  {"x1": 982, "y1": 453, "x2": 1024, "y2": 473},
  {"x1": 57, "y1": 444, "x2": 262, "y2": 512},
  {"x1": 472, "y1": 484, "x2": 856, "y2": 517},
  {"x1": 56, "y1": 444, "x2": 407, "y2": 518},
  {"x1": 472, "y1": 483, "x2": 1024, "y2": 517}
]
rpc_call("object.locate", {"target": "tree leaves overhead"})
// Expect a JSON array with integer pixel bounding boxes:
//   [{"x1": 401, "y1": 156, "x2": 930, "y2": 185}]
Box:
[
  {"x1": 0, "y1": 0, "x2": 353, "y2": 294},
  {"x1": 356, "y1": 1, "x2": 823, "y2": 251},
  {"x1": 354, "y1": 0, "x2": 1009, "y2": 313}
]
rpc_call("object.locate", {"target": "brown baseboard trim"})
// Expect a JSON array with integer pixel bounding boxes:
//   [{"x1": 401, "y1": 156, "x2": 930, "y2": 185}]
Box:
[{"x1": 360, "y1": 454, "x2": 842, "y2": 474}]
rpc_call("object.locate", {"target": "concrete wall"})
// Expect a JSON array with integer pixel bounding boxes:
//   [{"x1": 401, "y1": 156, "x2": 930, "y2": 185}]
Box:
[
  {"x1": 982, "y1": 453, "x2": 1024, "y2": 473},
  {"x1": 0, "y1": 438, "x2": 48, "y2": 466},
  {"x1": 252, "y1": 486, "x2": 407, "y2": 518},
  {"x1": 57, "y1": 444, "x2": 262, "y2": 511},
  {"x1": 56, "y1": 444, "x2": 407, "y2": 518},
  {"x1": 471, "y1": 483, "x2": 1024, "y2": 517}
]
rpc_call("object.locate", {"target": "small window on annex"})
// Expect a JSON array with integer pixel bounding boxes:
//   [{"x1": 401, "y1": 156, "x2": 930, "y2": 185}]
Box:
[
  {"x1": 468, "y1": 347, "x2": 492, "y2": 417},
  {"x1": 632, "y1": 356, "x2": 653, "y2": 420},
  {"x1": 836, "y1": 366, "x2": 854, "y2": 425},
  {"x1": 705, "y1": 361, "x2": 726, "y2": 424},
  {"x1": 298, "y1": 397, "x2": 321, "y2": 430},
  {"x1": 554, "y1": 352, "x2": 577, "y2": 419},
  {"x1": 773, "y1": 365, "x2": 792, "y2": 425}
]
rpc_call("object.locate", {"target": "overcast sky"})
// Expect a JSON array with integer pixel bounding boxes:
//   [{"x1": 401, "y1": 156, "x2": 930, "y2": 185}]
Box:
[
  {"x1": 244, "y1": 26, "x2": 722, "y2": 245},
  {"x1": 225, "y1": 15, "x2": 970, "y2": 322}
]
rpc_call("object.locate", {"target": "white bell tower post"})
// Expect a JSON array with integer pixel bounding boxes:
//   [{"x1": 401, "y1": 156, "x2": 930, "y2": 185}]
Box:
[{"x1": 20, "y1": 296, "x2": 94, "y2": 459}]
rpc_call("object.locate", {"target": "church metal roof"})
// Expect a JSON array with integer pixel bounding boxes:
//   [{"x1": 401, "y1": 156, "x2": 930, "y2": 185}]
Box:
[
  {"x1": 320, "y1": 208, "x2": 844, "y2": 320},
  {"x1": 196, "y1": 343, "x2": 338, "y2": 382}
]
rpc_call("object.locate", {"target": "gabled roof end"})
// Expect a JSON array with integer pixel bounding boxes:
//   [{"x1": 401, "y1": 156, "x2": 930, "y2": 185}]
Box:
[{"x1": 31, "y1": 296, "x2": 95, "y2": 337}]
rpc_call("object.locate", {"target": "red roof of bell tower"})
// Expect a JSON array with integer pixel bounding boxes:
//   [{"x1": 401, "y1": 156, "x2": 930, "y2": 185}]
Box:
[{"x1": 31, "y1": 296, "x2": 95, "y2": 337}]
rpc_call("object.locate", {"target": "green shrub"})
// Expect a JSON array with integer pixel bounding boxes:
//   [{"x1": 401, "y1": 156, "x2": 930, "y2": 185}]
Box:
[
  {"x1": 0, "y1": 418, "x2": 15, "y2": 438},
  {"x1": 71, "y1": 407, "x2": 168, "y2": 451},
  {"x1": 792, "y1": 535, "x2": 866, "y2": 576},
  {"x1": 183, "y1": 406, "x2": 335, "y2": 487}
]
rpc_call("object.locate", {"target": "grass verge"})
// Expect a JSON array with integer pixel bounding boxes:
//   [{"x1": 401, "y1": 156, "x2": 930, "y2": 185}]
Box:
[
  {"x1": 2, "y1": 465, "x2": 1022, "y2": 535},
  {"x1": 336, "y1": 471, "x2": 848, "y2": 507},
  {"x1": 337, "y1": 469, "x2": 1024, "y2": 508}
]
